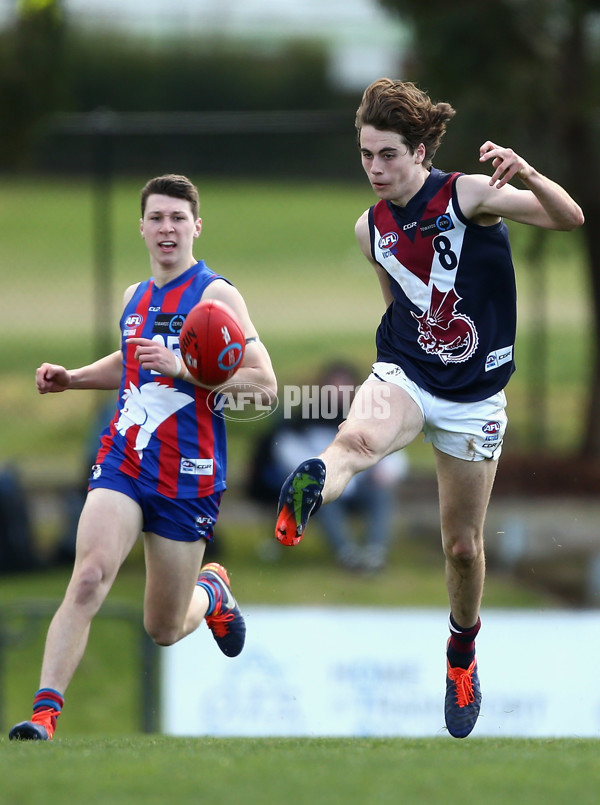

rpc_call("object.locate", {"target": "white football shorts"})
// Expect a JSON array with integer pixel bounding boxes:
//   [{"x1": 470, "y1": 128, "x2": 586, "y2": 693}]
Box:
[{"x1": 370, "y1": 361, "x2": 508, "y2": 461}]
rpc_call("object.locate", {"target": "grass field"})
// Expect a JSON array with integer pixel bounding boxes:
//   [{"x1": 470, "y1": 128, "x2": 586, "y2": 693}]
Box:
[{"x1": 1, "y1": 735, "x2": 599, "y2": 805}]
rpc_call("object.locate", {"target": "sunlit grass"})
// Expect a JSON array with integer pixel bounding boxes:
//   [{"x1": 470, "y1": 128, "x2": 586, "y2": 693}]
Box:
[{"x1": 1, "y1": 734, "x2": 599, "y2": 805}]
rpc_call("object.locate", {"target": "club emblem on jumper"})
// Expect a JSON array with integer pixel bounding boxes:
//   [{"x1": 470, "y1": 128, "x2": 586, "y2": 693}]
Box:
[
  {"x1": 411, "y1": 285, "x2": 478, "y2": 364},
  {"x1": 116, "y1": 382, "x2": 194, "y2": 458}
]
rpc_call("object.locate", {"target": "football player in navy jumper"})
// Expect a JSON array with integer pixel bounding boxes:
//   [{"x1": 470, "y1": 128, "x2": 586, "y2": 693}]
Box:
[
  {"x1": 276, "y1": 79, "x2": 584, "y2": 738},
  {"x1": 10, "y1": 174, "x2": 276, "y2": 740}
]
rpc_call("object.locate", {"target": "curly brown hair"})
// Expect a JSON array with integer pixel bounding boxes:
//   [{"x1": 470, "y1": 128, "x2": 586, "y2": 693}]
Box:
[{"x1": 355, "y1": 79, "x2": 456, "y2": 169}]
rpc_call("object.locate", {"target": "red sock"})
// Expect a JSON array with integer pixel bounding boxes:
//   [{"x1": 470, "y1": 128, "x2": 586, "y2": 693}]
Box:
[
  {"x1": 32, "y1": 688, "x2": 64, "y2": 735},
  {"x1": 447, "y1": 615, "x2": 481, "y2": 669},
  {"x1": 33, "y1": 688, "x2": 64, "y2": 715}
]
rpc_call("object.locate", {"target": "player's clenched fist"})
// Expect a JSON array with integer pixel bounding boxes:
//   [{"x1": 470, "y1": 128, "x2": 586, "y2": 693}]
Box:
[{"x1": 36, "y1": 363, "x2": 71, "y2": 394}]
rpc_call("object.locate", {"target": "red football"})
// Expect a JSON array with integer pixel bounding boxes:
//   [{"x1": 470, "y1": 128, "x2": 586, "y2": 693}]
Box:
[{"x1": 179, "y1": 299, "x2": 245, "y2": 386}]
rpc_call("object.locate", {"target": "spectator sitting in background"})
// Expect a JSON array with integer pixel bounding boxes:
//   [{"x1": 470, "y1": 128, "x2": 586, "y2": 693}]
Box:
[{"x1": 248, "y1": 361, "x2": 408, "y2": 572}]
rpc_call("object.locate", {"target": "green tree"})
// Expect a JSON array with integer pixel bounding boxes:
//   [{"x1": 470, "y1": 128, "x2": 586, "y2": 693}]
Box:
[
  {"x1": 379, "y1": 0, "x2": 600, "y2": 458},
  {"x1": 0, "y1": 0, "x2": 65, "y2": 168}
]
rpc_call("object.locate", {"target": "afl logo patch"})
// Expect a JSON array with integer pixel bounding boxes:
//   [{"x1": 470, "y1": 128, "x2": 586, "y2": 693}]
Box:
[
  {"x1": 125, "y1": 313, "x2": 144, "y2": 328},
  {"x1": 482, "y1": 421, "x2": 501, "y2": 434},
  {"x1": 378, "y1": 231, "x2": 398, "y2": 250}
]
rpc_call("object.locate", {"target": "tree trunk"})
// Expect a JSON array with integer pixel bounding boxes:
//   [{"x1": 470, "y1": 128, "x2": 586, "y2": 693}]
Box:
[
  {"x1": 556, "y1": 5, "x2": 600, "y2": 460},
  {"x1": 578, "y1": 206, "x2": 600, "y2": 459}
]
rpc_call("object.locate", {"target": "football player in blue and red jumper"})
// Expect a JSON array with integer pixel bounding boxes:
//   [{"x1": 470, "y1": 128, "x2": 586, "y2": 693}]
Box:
[{"x1": 10, "y1": 174, "x2": 276, "y2": 740}]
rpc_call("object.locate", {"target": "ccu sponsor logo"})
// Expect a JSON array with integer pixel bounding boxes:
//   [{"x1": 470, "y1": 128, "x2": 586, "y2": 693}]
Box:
[
  {"x1": 482, "y1": 421, "x2": 501, "y2": 435},
  {"x1": 378, "y1": 232, "x2": 398, "y2": 250},
  {"x1": 485, "y1": 345, "x2": 513, "y2": 372},
  {"x1": 124, "y1": 313, "x2": 144, "y2": 329},
  {"x1": 180, "y1": 458, "x2": 214, "y2": 475}
]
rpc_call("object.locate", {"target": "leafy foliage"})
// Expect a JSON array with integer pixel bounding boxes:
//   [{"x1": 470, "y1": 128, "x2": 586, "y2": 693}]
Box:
[{"x1": 378, "y1": 0, "x2": 600, "y2": 456}]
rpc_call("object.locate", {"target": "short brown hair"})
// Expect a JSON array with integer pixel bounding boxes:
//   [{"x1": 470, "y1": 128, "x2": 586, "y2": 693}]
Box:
[
  {"x1": 355, "y1": 79, "x2": 456, "y2": 169},
  {"x1": 140, "y1": 174, "x2": 200, "y2": 219}
]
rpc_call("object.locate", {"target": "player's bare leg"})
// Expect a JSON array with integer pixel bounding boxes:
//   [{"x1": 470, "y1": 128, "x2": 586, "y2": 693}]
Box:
[
  {"x1": 9, "y1": 489, "x2": 141, "y2": 740},
  {"x1": 144, "y1": 532, "x2": 245, "y2": 657},
  {"x1": 143, "y1": 532, "x2": 207, "y2": 644},
  {"x1": 41, "y1": 489, "x2": 142, "y2": 691},
  {"x1": 320, "y1": 381, "x2": 423, "y2": 501},
  {"x1": 435, "y1": 448, "x2": 498, "y2": 738},
  {"x1": 435, "y1": 449, "x2": 496, "y2": 627},
  {"x1": 275, "y1": 380, "x2": 423, "y2": 545}
]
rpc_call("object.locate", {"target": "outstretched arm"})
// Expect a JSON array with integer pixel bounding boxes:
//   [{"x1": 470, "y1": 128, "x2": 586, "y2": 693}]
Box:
[
  {"x1": 36, "y1": 351, "x2": 123, "y2": 394},
  {"x1": 457, "y1": 141, "x2": 584, "y2": 231},
  {"x1": 36, "y1": 282, "x2": 142, "y2": 395}
]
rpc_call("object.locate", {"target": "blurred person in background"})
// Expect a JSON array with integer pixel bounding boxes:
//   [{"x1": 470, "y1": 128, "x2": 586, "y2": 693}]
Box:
[
  {"x1": 9, "y1": 174, "x2": 276, "y2": 741},
  {"x1": 275, "y1": 78, "x2": 584, "y2": 738}
]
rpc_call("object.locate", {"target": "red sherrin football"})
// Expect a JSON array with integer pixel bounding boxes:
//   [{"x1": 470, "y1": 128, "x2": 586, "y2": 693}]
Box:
[{"x1": 179, "y1": 299, "x2": 245, "y2": 386}]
